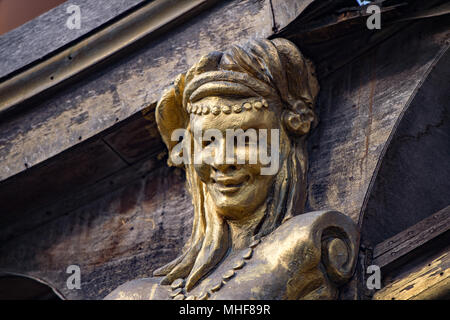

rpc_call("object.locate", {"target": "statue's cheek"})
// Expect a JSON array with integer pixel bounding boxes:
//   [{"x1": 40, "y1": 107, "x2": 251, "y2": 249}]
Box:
[{"x1": 193, "y1": 162, "x2": 211, "y2": 183}]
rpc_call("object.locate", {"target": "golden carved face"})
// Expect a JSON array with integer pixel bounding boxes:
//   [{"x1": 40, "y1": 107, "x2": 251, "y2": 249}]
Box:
[{"x1": 189, "y1": 96, "x2": 284, "y2": 220}]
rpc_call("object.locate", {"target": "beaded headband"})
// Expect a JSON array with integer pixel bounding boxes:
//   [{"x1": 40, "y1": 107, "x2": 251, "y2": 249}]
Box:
[{"x1": 186, "y1": 99, "x2": 269, "y2": 116}]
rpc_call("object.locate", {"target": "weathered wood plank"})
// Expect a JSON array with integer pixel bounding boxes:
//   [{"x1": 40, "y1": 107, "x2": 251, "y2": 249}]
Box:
[
  {"x1": 270, "y1": 0, "x2": 315, "y2": 32},
  {"x1": 373, "y1": 250, "x2": 450, "y2": 300},
  {"x1": 279, "y1": 1, "x2": 449, "y2": 76},
  {"x1": 360, "y1": 40, "x2": 450, "y2": 244},
  {"x1": 5, "y1": 1, "x2": 368, "y2": 119},
  {"x1": 0, "y1": 0, "x2": 221, "y2": 116},
  {"x1": 304, "y1": 16, "x2": 450, "y2": 223},
  {"x1": 0, "y1": 0, "x2": 145, "y2": 79},
  {"x1": 0, "y1": 153, "x2": 164, "y2": 244},
  {"x1": 0, "y1": 101, "x2": 166, "y2": 242},
  {"x1": 0, "y1": 165, "x2": 193, "y2": 300},
  {"x1": 372, "y1": 206, "x2": 450, "y2": 268},
  {"x1": 103, "y1": 104, "x2": 164, "y2": 164},
  {"x1": 0, "y1": 139, "x2": 127, "y2": 223}
]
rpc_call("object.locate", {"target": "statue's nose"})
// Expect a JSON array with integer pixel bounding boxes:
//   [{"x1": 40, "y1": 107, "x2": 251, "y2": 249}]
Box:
[{"x1": 211, "y1": 162, "x2": 238, "y2": 174}]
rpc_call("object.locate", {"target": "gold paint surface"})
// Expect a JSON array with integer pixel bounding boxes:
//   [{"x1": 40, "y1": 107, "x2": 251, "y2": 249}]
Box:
[
  {"x1": 173, "y1": 293, "x2": 185, "y2": 300},
  {"x1": 171, "y1": 278, "x2": 184, "y2": 289},
  {"x1": 233, "y1": 260, "x2": 245, "y2": 270},
  {"x1": 242, "y1": 248, "x2": 253, "y2": 260},
  {"x1": 105, "y1": 38, "x2": 359, "y2": 300},
  {"x1": 222, "y1": 270, "x2": 235, "y2": 280}
]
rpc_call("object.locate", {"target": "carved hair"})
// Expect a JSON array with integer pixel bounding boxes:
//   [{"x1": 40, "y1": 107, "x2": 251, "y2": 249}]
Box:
[{"x1": 154, "y1": 38, "x2": 319, "y2": 291}]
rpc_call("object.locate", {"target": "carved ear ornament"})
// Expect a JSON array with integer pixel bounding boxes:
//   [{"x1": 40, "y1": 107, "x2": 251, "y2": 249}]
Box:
[
  {"x1": 186, "y1": 99, "x2": 269, "y2": 116},
  {"x1": 282, "y1": 100, "x2": 316, "y2": 136}
]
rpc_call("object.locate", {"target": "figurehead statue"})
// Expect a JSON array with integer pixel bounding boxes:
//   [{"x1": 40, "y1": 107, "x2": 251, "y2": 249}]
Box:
[{"x1": 106, "y1": 38, "x2": 359, "y2": 300}]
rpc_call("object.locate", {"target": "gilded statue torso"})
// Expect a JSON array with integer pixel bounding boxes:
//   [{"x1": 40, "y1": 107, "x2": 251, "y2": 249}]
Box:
[
  {"x1": 106, "y1": 38, "x2": 359, "y2": 300},
  {"x1": 106, "y1": 211, "x2": 357, "y2": 300}
]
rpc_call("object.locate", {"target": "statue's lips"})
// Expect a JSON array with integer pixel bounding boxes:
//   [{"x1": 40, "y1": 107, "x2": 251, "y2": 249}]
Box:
[{"x1": 212, "y1": 174, "x2": 250, "y2": 194}]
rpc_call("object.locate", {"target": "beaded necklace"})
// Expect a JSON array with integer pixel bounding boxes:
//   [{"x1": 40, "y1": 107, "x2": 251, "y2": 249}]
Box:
[{"x1": 170, "y1": 237, "x2": 261, "y2": 300}]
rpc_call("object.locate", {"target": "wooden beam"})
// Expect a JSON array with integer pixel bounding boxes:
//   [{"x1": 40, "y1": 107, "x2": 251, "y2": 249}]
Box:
[
  {"x1": 358, "y1": 44, "x2": 450, "y2": 245},
  {"x1": 0, "y1": 152, "x2": 164, "y2": 244},
  {"x1": 0, "y1": 106, "x2": 165, "y2": 240},
  {"x1": 0, "y1": 139, "x2": 127, "y2": 224},
  {"x1": 270, "y1": 0, "x2": 315, "y2": 32},
  {"x1": 0, "y1": 0, "x2": 144, "y2": 79},
  {"x1": 302, "y1": 16, "x2": 449, "y2": 222},
  {"x1": 372, "y1": 206, "x2": 450, "y2": 269},
  {"x1": 103, "y1": 104, "x2": 162, "y2": 164},
  {"x1": 0, "y1": 163, "x2": 192, "y2": 300},
  {"x1": 0, "y1": 0, "x2": 220, "y2": 116},
  {"x1": 373, "y1": 250, "x2": 450, "y2": 300}
]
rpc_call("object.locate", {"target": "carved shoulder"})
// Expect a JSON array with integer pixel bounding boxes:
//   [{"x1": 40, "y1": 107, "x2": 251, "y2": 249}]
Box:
[
  {"x1": 267, "y1": 210, "x2": 359, "y2": 287},
  {"x1": 104, "y1": 277, "x2": 170, "y2": 300}
]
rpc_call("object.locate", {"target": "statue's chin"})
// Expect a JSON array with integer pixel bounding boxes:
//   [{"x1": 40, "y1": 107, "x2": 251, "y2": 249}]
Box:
[
  {"x1": 213, "y1": 205, "x2": 249, "y2": 220},
  {"x1": 211, "y1": 199, "x2": 264, "y2": 221},
  {"x1": 208, "y1": 189, "x2": 266, "y2": 218}
]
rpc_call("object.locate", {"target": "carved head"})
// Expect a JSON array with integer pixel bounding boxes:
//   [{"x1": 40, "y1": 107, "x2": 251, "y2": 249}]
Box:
[
  {"x1": 154, "y1": 38, "x2": 319, "y2": 290},
  {"x1": 190, "y1": 100, "x2": 281, "y2": 220}
]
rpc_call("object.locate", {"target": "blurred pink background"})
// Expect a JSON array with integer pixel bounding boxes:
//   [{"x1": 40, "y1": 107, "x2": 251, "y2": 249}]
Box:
[{"x1": 0, "y1": 0, "x2": 67, "y2": 35}]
